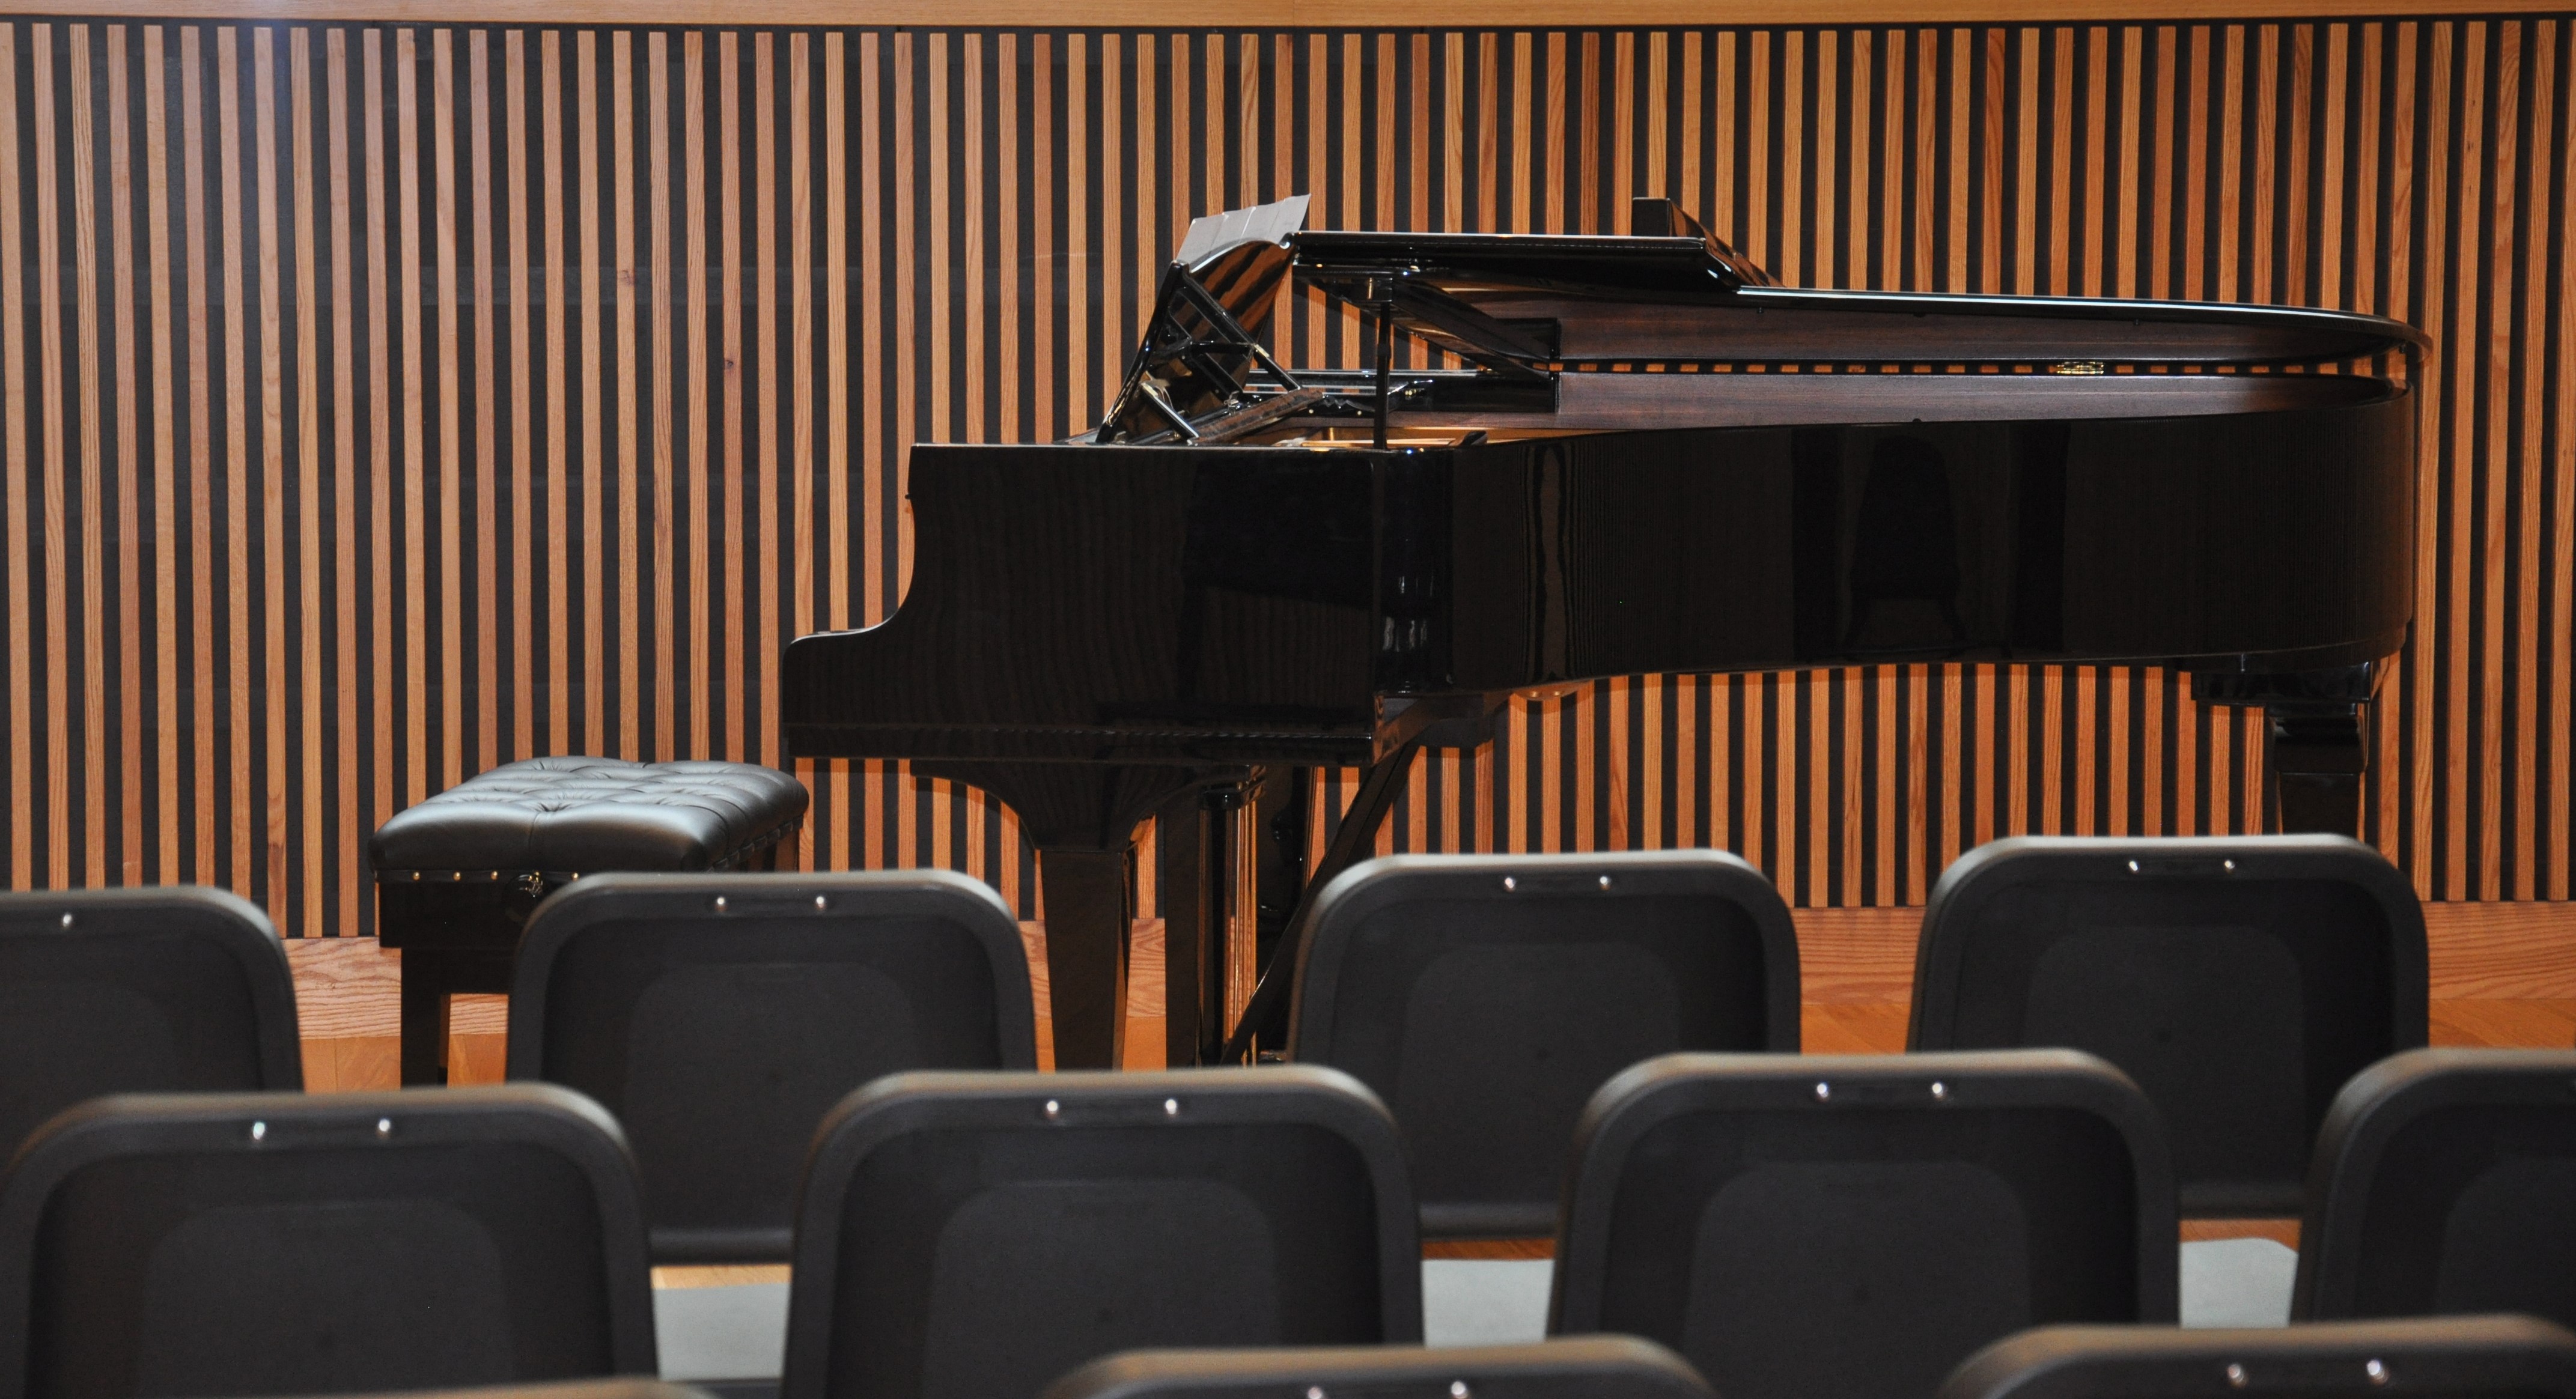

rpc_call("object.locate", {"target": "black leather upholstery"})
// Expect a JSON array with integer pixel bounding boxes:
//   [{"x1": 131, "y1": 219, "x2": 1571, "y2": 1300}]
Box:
[{"x1": 367, "y1": 758, "x2": 808, "y2": 877}]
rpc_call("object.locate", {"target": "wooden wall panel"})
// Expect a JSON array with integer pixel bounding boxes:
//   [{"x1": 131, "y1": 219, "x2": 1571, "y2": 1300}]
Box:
[{"x1": 0, "y1": 16, "x2": 2565, "y2": 935}]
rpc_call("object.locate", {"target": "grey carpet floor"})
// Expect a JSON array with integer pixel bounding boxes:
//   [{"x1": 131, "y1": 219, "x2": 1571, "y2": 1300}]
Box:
[{"x1": 650, "y1": 1238, "x2": 2303, "y2": 1379}]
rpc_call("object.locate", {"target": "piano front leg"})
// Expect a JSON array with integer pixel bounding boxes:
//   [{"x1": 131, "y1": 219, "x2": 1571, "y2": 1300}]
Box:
[
  {"x1": 915, "y1": 762, "x2": 1216, "y2": 1070},
  {"x1": 2193, "y1": 663, "x2": 2381, "y2": 839},
  {"x1": 1034, "y1": 846, "x2": 1136, "y2": 1070}
]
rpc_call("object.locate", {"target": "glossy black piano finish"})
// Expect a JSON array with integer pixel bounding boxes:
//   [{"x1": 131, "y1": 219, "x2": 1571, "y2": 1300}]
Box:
[
  {"x1": 788, "y1": 395, "x2": 2413, "y2": 759},
  {"x1": 783, "y1": 196, "x2": 2426, "y2": 1070}
]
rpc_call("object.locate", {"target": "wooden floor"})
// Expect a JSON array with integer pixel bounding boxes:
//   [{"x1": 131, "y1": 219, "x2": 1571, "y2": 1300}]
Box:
[{"x1": 292, "y1": 902, "x2": 2576, "y2": 1090}]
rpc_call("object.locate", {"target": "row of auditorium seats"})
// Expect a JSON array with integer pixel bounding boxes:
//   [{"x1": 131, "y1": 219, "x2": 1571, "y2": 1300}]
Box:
[
  {"x1": 1289, "y1": 833, "x2": 2428, "y2": 1233},
  {"x1": 1052, "y1": 1316, "x2": 2576, "y2": 1399},
  {"x1": 0, "y1": 834, "x2": 2440, "y2": 1252},
  {"x1": 134, "y1": 1314, "x2": 2576, "y2": 1399},
  {"x1": 0, "y1": 1043, "x2": 2572, "y2": 1398},
  {"x1": 0, "y1": 834, "x2": 2560, "y2": 1399}
]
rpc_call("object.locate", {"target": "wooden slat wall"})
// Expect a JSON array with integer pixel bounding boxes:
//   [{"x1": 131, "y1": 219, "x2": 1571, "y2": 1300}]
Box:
[{"x1": 0, "y1": 16, "x2": 2564, "y2": 935}]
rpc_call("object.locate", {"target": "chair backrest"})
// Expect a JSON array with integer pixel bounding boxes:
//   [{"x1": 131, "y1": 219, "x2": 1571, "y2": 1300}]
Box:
[
  {"x1": 1288, "y1": 850, "x2": 1799, "y2": 1238},
  {"x1": 1041, "y1": 1337, "x2": 1716, "y2": 1399},
  {"x1": 314, "y1": 1386, "x2": 717, "y2": 1399},
  {"x1": 508, "y1": 870, "x2": 1035, "y2": 1263},
  {"x1": 781, "y1": 1066, "x2": 1420, "y2": 1399},
  {"x1": 0, "y1": 1086, "x2": 657, "y2": 1399},
  {"x1": 1553, "y1": 1049, "x2": 2178, "y2": 1399},
  {"x1": 1908, "y1": 834, "x2": 2427, "y2": 1216},
  {"x1": 1940, "y1": 1316, "x2": 2576, "y2": 1399},
  {"x1": 2295, "y1": 1048, "x2": 2576, "y2": 1325},
  {"x1": 0, "y1": 887, "x2": 301, "y2": 1160}
]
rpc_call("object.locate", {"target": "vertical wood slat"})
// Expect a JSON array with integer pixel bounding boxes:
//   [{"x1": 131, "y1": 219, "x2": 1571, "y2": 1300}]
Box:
[{"x1": 0, "y1": 17, "x2": 2562, "y2": 933}]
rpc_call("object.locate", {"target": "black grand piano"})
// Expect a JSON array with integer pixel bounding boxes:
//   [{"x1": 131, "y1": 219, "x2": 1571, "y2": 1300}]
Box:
[{"x1": 784, "y1": 195, "x2": 2425, "y2": 1071}]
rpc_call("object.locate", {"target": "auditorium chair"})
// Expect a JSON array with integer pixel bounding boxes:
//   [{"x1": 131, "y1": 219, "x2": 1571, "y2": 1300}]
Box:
[
  {"x1": 506, "y1": 870, "x2": 1036, "y2": 1263},
  {"x1": 1551, "y1": 1049, "x2": 2177, "y2": 1399},
  {"x1": 1042, "y1": 1337, "x2": 1716, "y2": 1399},
  {"x1": 1908, "y1": 834, "x2": 2428, "y2": 1216},
  {"x1": 779, "y1": 1066, "x2": 1420, "y2": 1399},
  {"x1": 1285, "y1": 849, "x2": 1799, "y2": 1239},
  {"x1": 2294, "y1": 1048, "x2": 2576, "y2": 1327},
  {"x1": 0, "y1": 887, "x2": 301, "y2": 1161},
  {"x1": 0, "y1": 1086, "x2": 656, "y2": 1399},
  {"x1": 324, "y1": 1387, "x2": 717, "y2": 1399},
  {"x1": 1939, "y1": 1315, "x2": 2576, "y2": 1399}
]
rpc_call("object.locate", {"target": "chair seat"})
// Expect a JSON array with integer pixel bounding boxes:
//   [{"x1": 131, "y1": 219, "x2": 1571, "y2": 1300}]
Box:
[{"x1": 368, "y1": 758, "x2": 808, "y2": 878}]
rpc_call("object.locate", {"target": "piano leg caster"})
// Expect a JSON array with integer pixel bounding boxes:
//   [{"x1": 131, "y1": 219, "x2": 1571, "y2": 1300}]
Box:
[{"x1": 1036, "y1": 846, "x2": 1133, "y2": 1070}]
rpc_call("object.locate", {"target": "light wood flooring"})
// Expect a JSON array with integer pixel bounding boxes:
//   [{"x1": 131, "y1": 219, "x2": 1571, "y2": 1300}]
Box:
[{"x1": 293, "y1": 903, "x2": 2576, "y2": 1089}]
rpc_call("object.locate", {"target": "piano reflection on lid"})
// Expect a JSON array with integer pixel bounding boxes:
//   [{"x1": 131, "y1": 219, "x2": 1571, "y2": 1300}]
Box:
[{"x1": 784, "y1": 193, "x2": 2426, "y2": 1070}]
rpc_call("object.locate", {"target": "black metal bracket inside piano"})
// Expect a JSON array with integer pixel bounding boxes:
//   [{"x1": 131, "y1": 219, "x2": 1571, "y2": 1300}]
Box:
[
  {"x1": 1296, "y1": 265, "x2": 1559, "y2": 381},
  {"x1": 1095, "y1": 261, "x2": 1316, "y2": 446}
]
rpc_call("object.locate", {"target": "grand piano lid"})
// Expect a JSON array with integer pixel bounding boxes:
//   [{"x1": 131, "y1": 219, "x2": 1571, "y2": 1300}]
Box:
[
  {"x1": 1294, "y1": 196, "x2": 1776, "y2": 297},
  {"x1": 1297, "y1": 231, "x2": 1735, "y2": 291},
  {"x1": 1291, "y1": 195, "x2": 2426, "y2": 370},
  {"x1": 1094, "y1": 195, "x2": 2426, "y2": 443}
]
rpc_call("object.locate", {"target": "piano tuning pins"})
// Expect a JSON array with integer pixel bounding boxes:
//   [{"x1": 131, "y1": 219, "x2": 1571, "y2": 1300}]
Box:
[
  {"x1": 1598, "y1": 875, "x2": 1613, "y2": 891},
  {"x1": 1502, "y1": 876, "x2": 1517, "y2": 891}
]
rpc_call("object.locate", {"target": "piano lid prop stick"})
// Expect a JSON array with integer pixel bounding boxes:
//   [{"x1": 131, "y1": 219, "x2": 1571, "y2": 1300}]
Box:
[{"x1": 1218, "y1": 736, "x2": 1424, "y2": 1064}]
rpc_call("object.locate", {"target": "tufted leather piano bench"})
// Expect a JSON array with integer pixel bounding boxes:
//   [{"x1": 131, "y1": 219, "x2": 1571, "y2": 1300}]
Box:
[{"x1": 367, "y1": 757, "x2": 808, "y2": 1085}]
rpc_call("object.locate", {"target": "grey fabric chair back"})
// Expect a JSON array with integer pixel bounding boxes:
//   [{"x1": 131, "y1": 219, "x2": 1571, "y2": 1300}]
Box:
[
  {"x1": 312, "y1": 1386, "x2": 718, "y2": 1399},
  {"x1": 2295, "y1": 1048, "x2": 2576, "y2": 1327},
  {"x1": 0, "y1": 887, "x2": 300, "y2": 1161},
  {"x1": 781, "y1": 1067, "x2": 1420, "y2": 1399},
  {"x1": 0, "y1": 1087, "x2": 657, "y2": 1399},
  {"x1": 1941, "y1": 1316, "x2": 2576, "y2": 1399},
  {"x1": 1289, "y1": 850, "x2": 1798, "y2": 1238},
  {"x1": 1910, "y1": 834, "x2": 2426, "y2": 1215},
  {"x1": 509, "y1": 870, "x2": 1035, "y2": 1262},
  {"x1": 1042, "y1": 1337, "x2": 1715, "y2": 1399},
  {"x1": 1553, "y1": 1049, "x2": 2178, "y2": 1399}
]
